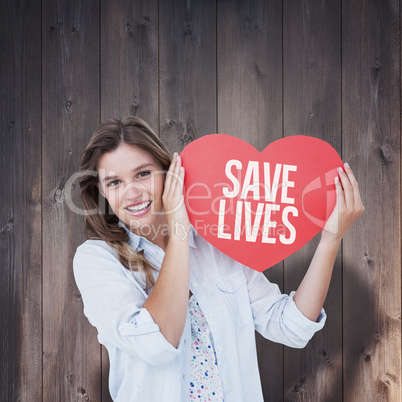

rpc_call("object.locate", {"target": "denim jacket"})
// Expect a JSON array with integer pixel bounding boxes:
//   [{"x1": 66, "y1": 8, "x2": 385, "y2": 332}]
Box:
[{"x1": 73, "y1": 223, "x2": 326, "y2": 401}]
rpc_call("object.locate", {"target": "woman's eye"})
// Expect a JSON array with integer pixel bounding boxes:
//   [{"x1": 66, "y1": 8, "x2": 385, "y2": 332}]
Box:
[
  {"x1": 138, "y1": 171, "x2": 151, "y2": 178},
  {"x1": 107, "y1": 180, "x2": 120, "y2": 187}
]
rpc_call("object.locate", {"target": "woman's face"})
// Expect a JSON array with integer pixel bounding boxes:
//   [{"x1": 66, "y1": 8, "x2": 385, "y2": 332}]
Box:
[{"x1": 97, "y1": 143, "x2": 166, "y2": 235}]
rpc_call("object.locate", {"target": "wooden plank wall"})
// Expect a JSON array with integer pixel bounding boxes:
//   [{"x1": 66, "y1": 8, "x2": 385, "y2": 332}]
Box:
[
  {"x1": 1, "y1": 0, "x2": 400, "y2": 401},
  {"x1": 283, "y1": 2, "x2": 343, "y2": 401},
  {"x1": 41, "y1": 1, "x2": 101, "y2": 401},
  {"x1": 0, "y1": 0, "x2": 42, "y2": 401}
]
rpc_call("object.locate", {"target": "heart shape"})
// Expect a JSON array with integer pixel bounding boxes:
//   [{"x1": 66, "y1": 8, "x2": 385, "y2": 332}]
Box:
[{"x1": 181, "y1": 135, "x2": 342, "y2": 272}]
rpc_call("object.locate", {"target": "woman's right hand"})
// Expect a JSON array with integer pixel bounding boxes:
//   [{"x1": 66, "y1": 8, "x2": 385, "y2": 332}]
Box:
[
  {"x1": 144, "y1": 152, "x2": 191, "y2": 347},
  {"x1": 162, "y1": 153, "x2": 190, "y2": 236}
]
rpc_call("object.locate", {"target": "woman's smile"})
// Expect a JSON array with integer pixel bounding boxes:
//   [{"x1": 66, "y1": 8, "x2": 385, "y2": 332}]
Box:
[{"x1": 125, "y1": 200, "x2": 152, "y2": 215}]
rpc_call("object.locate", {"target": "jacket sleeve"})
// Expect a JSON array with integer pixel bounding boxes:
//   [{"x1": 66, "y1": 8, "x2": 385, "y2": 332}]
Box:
[
  {"x1": 241, "y1": 265, "x2": 326, "y2": 348},
  {"x1": 73, "y1": 242, "x2": 181, "y2": 366}
]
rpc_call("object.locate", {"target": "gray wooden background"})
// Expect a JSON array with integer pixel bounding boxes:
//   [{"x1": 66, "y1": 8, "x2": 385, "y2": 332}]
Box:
[{"x1": 1, "y1": 0, "x2": 401, "y2": 401}]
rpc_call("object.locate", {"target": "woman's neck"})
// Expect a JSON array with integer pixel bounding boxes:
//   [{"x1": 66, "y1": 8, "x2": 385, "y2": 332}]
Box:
[{"x1": 134, "y1": 216, "x2": 170, "y2": 252}]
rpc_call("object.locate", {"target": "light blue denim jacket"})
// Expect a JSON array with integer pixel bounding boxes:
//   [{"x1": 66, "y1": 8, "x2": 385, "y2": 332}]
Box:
[{"x1": 73, "y1": 223, "x2": 326, "y2": 402}]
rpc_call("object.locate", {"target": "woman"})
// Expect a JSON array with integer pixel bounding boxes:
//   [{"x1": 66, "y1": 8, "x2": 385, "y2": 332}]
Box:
[{"x1": 73, "y1": 116, "x2": 364, "y2": 401}]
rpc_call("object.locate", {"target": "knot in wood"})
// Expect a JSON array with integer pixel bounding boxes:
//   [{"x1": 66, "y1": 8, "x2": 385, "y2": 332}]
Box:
[
  {"x1": 54, "y1": 188, "x2": 65, "y2": 204},
  {"x1": 49, "y1": 20, "x2": 62, "y2": 33},
  {"x1": 125, "y1": 22, "x2": 134, "y2": 37},
  {"x1": 184, "y1": 23, "x2": 193, "y2": 36},
  {"x1": 139, "y1": 16, "x2": 150, "y2": 27},
  {"x1": 373, "y1": 58, "x2": 381, "y2": 71},
  {"x1": 79, "y1": 387, "x2": 90, "y2": 401},
  {"x1": 254, "y1": 63, "x2": 265, "y2": 81},
  {"x1": 380, "y1": 143, "x2": 391, "y2": 164},
  {"x1": 179, "y1": 121, "x2": 196, "y2": 146},
  {"x1": 0, "y1": 217, "x2": 14, "y2": 239},
  {"x1": 130, "y1": 97, "x2": 140, "y2": 115},
  {"x1": 292, "y1": 377, "x2": 305, "y2": 394},
  {"x1": 132, "y1": 98, "x2": 140, "y2": 108},
  {"x1": 363, "y1": 251, "x2": 372, "y2": 264},
  {"x1": 320, "y1": 349, "x2": 332, "y2": 365},
  {"x1": 371, "y1": 58, "x2": 381, "y2": 79},
  {"x1": 378, "y1": 378, "x2": 392, "y2": 394}
]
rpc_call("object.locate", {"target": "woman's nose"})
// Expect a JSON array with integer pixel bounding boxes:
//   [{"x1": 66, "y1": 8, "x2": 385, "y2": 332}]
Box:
[{"x1": 124, "y1": 183, "x2": 143, "y2": 200}]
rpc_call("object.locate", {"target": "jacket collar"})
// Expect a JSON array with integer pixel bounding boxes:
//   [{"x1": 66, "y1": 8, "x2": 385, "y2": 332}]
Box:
[{"x1": 118, "y1": 220, "x2": 196, "y2": 251}]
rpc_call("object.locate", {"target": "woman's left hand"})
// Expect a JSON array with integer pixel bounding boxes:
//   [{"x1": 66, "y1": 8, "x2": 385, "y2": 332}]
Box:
[
  {"x1": 322, "y1": 162, "x2": 365, "y2": 242},
  {"x1": 294, "y1": 162, "x2": 364, "y2": 321}
]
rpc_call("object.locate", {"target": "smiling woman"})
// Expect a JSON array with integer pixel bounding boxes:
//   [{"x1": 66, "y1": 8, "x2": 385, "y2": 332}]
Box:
[
  {"x1": 73, "y1": 116, "x2": 363, "y2": 402},
  {"x1": 77, "y1": 116, "x2": 173, "y2": 291}
]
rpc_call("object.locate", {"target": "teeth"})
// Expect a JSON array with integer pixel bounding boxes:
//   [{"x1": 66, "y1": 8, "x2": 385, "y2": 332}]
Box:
[{"x1": 126, "y1": 201, "x2": 151, "y2": 212}]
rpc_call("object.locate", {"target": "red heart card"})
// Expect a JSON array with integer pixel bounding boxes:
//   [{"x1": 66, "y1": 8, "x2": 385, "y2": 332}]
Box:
[{"x1": 180, "y1": 134, "x2": 342, "y2": 272}]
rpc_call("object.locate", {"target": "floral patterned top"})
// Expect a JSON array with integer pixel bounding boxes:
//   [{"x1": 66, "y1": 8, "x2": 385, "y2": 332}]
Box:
[{"x1": 189, "y1": 295, "x2": 224, "y2": 401}]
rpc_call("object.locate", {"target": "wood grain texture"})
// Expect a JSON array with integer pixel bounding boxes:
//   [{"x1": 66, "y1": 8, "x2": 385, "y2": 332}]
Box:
[
  {"x1": 100, "y1": 1, "x2": 159, "y2": 399},
  {"x1": 0, "y1": 0, "x2": 42, "y2": 401},
  {"x1": 159, "y1": 0, "x2": 216, "y2": 152},
  {"x1": 282, "y1": 1, "x2": 343, "y2": 401},
  {"x1": 0, "y1": 0, "x2": 400, "y2": 400},
  {"x1": 342, "y1": 0, "x2": 401, "y2": 400},
  {"x1": 217, "y1": 0, "x2": 283, "y2": 151},
  {"x1": 42, "y1": 0, "x2": 101, "y2": 400},
  {"x1": 100, "y1": 0, "x2": 159, "y2": 128},
  {"x1": 217, "y1": 1, "x2": 284, "y2": 400}
]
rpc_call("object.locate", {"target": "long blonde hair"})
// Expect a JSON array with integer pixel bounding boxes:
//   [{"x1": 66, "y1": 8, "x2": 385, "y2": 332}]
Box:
[{"x1": 78, "y1": 116, "x2": 171, "y2": 290}]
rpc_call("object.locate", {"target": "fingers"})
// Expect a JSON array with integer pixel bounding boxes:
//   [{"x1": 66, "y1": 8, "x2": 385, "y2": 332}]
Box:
[
  {"x1": 344, "y1": 163, "x2": 364, "y2": 210},
  {"x1": 324, "y1": 162, "x2": 364, "y2": 240},
  {"x1": 336, "y1": 162, "x2": 364, "y2": 215},
  {"x1": 162, "y1": 153, "x2": 189, "y2": 228},
  {"x1": 164, "y1": 152, "x2": 185, "y2": 204},
  {"x1": 171, "y1": 153, "x2": 184, "y2": 192},
  {"x1": 334, "y1": 175, "x2": 345, "y2": 210},
  {"x1": 337, "y1": 166, "x2": 354, "y2": 209},
  {"x1": 164, "y1": 152, "x2": 176, "y2": 190},
  {"x1": 165, "y1": 153, "x2": 182, "y2": 191}
]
